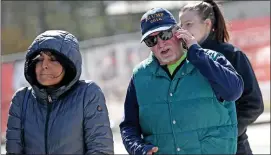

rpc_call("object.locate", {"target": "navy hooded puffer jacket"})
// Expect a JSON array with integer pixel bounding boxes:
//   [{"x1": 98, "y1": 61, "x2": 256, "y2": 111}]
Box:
[{"x1": 6, "y1": 30, "x2": 114, "y2": 154}]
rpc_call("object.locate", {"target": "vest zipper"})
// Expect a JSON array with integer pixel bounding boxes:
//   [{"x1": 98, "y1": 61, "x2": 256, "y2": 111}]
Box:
[
  {"x1": 45, "y1": 95, "x2": 52, "y2": 154},
  {"x1": 173, "y1": 78, "x2": 181, "y2": 94}
]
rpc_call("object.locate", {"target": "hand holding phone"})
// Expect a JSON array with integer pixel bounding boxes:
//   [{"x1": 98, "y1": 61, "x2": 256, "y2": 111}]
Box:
[
  {"x1": 180, "y1": 38, "x2": 188, "y2": 50},
  {"x1": 175, "y1": 27, "x2": 188, "y2": 50},
  {"x1": 175, "y1": 28, "x2": 198, "y2": 49}
]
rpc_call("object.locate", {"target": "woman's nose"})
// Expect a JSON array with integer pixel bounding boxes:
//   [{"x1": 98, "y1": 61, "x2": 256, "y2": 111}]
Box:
[{"x1": 42, "y1": 60, "x2": 49, "y2": 70}]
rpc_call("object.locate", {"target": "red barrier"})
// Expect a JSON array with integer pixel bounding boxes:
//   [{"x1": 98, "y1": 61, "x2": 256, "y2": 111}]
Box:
[
  {"x1": 229, "y1": 16, "x2": 270, "y2": 82},
  {"x1": 1, "y1": 62, "x2": 14, "y2": 141}
]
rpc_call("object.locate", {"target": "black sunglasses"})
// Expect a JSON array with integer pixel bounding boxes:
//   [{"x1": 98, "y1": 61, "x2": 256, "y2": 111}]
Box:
[{"x1": 143, "y1": 27, "x2": 175, "y2": 47}]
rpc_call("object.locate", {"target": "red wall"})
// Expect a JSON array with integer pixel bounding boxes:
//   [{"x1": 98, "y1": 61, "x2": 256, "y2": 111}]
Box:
[
  {"x1": 229, "y1": 16, "x2": 270, "y2": 82},
  {"x1": 1, "y1": 63, "x2": 14, "y2": 140}
]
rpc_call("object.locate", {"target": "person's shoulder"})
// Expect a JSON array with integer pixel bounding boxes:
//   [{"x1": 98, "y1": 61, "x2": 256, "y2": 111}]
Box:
[
  {"x1": 218, "y1": 42, "x2": 242, "y2": 54},
  {"x1": 78, "y1": 80, "x2": 104, "y2": 100},
  {"x1": 12, "y1": 86, "x2": 31, "y2": 100},
  {"x1": 133, "y1": 55, "x2": 155, "y2": 74},
  {"x1": 78, "y1": 80, "x2": 105, "y2": 106},
  {"x1": 14, "y1": 86, "x2": 31, "y2": 95},
  {"x1": 78, "y1": 80, "x2": 102, "y2": 92}
]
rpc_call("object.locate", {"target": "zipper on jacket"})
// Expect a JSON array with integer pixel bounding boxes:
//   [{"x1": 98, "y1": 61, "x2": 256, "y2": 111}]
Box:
[{"x1": 45, "y1": 95, "x2": 52, "y2": 154}]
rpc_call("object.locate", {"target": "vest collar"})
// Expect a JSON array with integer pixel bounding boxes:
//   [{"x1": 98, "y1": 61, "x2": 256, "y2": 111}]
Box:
[{"x1": 147, "y1": 53, "x2": 195, "y2": 79}]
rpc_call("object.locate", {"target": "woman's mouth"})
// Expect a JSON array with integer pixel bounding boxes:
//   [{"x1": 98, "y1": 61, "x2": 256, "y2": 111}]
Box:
[{"x1": 40, "y1": 74, "x2": 54, "y2": 78}]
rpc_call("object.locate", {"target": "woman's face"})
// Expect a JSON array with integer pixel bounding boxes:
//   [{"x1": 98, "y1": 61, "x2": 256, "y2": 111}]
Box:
[
  {"x1": 35, "y1": 51, "x2": 65, "y2": 87},
  {"x1": 179, "y1": 10, "x2": 212, "y2": 43}
]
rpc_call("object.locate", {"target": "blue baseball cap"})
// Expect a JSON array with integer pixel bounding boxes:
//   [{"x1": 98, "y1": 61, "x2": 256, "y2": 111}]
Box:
[{"x1": 140, "y1": 8, "x2": 177, "y2": 42}]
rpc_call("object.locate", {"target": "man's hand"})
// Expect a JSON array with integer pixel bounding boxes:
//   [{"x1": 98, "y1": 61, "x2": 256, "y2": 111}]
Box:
[
  {"x1": 175, "y1": 29, "x2": 198, "y2": 49},
  {"x1": 147, "y1": 147, "x2": 158, "y2": 155}
]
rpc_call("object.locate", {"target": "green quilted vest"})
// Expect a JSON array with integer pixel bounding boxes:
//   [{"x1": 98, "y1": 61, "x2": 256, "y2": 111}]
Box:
[{"x1": 133, "y1": 53, "x2": 237, "y2": 154}]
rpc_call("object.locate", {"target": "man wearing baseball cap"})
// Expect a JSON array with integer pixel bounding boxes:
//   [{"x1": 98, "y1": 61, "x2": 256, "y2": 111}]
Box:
[{"x1": 119, "y1": 8, "x2": 243, "y2": 154}]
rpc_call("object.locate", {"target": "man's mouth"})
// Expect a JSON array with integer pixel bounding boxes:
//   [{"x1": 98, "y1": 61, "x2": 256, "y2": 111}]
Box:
[{"x1": 161, "y1": 49, "x2": 170, "y2": 55}]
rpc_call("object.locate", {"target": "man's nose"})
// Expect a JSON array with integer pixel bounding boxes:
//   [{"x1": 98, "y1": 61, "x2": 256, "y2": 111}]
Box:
[{"x1": 157, "y1": 37, "x2": 165, "y2": 48}]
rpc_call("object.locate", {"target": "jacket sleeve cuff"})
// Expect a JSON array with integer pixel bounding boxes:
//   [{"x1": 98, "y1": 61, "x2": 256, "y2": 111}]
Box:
[{"x1": 142, "y1": 144, "x2": 155, "y2": 155}]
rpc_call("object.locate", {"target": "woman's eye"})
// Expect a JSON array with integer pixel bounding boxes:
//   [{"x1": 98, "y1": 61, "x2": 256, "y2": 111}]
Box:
[
  {"x1": 37, "y1": 58, "x2": 43, "y2": 62},
  {"x1": 50, "y1": 57, "x2": 57, "y2": 61},
  {"x1": 186, "y1": 23, "x2": 192, "y2": 26}
]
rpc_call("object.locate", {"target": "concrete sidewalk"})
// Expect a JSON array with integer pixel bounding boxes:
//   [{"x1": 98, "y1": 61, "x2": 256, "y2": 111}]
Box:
[{"x1": 253, "y1": 112, "x2": 270, "y2": 125}]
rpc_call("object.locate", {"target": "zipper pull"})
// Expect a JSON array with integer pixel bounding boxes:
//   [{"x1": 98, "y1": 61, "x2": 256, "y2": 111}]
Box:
[{"x1": 48, "y1": 95, "x2": 52, "y2": 103}]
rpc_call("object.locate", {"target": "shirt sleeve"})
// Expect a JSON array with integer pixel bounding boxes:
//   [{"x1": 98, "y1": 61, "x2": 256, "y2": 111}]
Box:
[
  {"x1": 119, "y1": 76, "x2": 155, "y2": 155},
  {"x1": 187, "y1": 44, "x2": 244, "y2": 102}
]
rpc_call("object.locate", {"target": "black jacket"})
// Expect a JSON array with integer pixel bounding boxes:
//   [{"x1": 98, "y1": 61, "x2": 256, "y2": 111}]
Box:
[{"x1": 201, "y1": 37, "x2": 264, "y2": 141}]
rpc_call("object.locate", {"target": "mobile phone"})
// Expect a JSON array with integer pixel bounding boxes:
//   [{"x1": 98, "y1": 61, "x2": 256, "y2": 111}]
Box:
[
  {"x1": 176, "y1": 26, "x2": 188, "y2": 50},
  {"x1": 180, "y1": 38, "x2": 187, "y2": 50}
]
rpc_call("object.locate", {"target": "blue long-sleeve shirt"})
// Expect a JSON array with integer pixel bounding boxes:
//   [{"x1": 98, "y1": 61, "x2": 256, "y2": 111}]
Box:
[
  {"x1": 119, "y1": 44, "x2": 244, "y2": 155},
  {"x1": 187, "y1": 44, "x2": 244, "y2": 101}
]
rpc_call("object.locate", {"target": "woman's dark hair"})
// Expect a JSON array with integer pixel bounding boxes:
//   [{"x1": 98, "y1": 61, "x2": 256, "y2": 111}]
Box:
[
  {"x1": 26, "y1": 49, "x2": 76, "y2": 89},
  {"x1": 180, "y1": 0, "x2": 229, "y2": 42}
]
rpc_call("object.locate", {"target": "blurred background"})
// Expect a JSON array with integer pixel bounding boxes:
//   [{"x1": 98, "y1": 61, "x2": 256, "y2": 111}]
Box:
[{"x1": 1, "y1": 1, "x2": 270, "y2": 154}]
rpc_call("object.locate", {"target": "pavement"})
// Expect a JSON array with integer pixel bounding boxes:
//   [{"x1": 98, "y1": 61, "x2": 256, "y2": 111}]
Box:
[
  {"x1": 246, "y1": 123, "x2": 270, "y2": 154},
  {"x1": 253, "y1": 111, "x2": 270, "y2": 125}
]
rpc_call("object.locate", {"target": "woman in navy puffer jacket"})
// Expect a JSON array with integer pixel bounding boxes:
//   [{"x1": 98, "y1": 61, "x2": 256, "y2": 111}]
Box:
[{"x1": 6, "y1": 30, "x2": 114, "y2": 154}]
